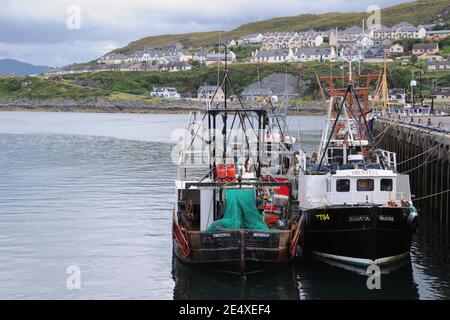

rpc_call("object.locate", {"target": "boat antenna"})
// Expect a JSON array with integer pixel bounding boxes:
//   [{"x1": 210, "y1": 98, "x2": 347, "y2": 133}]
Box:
[
  {"x1": 222, "y1": 44, "x2": 228, "y2": 163},
  {"x1": 285, "y1": 65, "x2": 288, "y2": 109},
  {"x1": 217, "y1": 31, "x2": 221, "y2": 86}
]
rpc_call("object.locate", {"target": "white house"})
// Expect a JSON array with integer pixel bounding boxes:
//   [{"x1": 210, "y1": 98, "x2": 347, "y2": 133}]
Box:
[
  {"x1": 389, "y1": 43, "x2": 404, "y2": 54},
  {"x1": 427, "y1": 60, "x2": 450, "y2": 71},
  {"x1": 388, "y1": 89, "x2": 406, "y2": 104},
  {"x1": 356, "y1": 35, "x2": 374, "y2": 48},
  {"x1": 289, "y1": 33, "x2": 324, "y2": 48},
  {"x1": 159, "y1": 61, "x2": 192, "y2": 72},
  {"x1": 412, "y1": 43, "x2": 439, "y2": 56},
  {"x1": 150, "y1": 87, "x2": 181, "y2": 100},
  {"x1": 294, "y1": 47, "x2": 336, "y2": 62},
  {"x1": 373, "y1": 22, "x2": 427, "y2": 40},
  {"x1": 252, "y1": 49, "x2": 294, "y2": 63},
  {"x1": 197, "y1": 86, "x2": 225, "y2": 102},
  {"x1": 238, "y1": 33, "x2": 264, "y2": 46},
  {"x1": 204, "y1": 51, "x2": 237, "y2": 65},
  {"x1": 193, "y1": 51, "x2": 208, "y2": 63},
  {"x1": 97, "y1": 53, "x2": 126, "y2": 65}
]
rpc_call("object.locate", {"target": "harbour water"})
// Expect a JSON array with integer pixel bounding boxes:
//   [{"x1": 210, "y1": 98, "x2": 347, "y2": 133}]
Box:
[{"x1": 0, "y1": 112, "x2": 448, "y2": 299}]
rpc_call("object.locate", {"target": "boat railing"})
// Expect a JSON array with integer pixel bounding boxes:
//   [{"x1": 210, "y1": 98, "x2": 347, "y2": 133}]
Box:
[
  {"x1": 379, "y1": 149, "x2": 397, "y2": 169},
  {"x1": 306, "y1": 191, "x2": 410, "y2": 206}
]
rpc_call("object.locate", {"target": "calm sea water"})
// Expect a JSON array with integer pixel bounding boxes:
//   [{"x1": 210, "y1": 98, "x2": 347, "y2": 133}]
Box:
[{"x1": 0, "y1": 112, "x2": 448, "y2": 300}]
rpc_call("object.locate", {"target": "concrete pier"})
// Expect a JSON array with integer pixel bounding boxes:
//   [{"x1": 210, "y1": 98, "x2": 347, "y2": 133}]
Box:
[{"x1": 375, "y1": 116, "x2": 450, "y2": 228}]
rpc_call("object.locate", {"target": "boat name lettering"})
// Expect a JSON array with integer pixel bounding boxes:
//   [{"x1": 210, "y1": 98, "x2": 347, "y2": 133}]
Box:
[
  {"x1": 213, "y1": 233, "x2": 231, "y2": 238},
  {"x1": 379, "y1": 215, "x2": 394, "y2": 222},
  {"x1": 348, "y1": 215, "x2": 371, "y2": 222},
  {"x1": 253, "y1": 233, "x2": 270, "y2": 238},
  {"x1": 351, "y1": 170, "x2": 379, "y2": 176}
]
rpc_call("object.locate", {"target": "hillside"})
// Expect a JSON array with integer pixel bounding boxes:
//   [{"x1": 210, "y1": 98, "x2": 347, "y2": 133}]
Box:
[
  {"x1": 115, "y1": 0, "x2": 449, "y2": 54},
  {"x1": 0, "y1": 59, "x2": 51, "y2": 76}
]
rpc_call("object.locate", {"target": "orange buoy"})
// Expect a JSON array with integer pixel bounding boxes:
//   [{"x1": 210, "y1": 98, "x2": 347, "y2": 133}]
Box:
[
  {"x1": 226, "y1": 164, "x2": 236, "y2": 182},
  {"x1": 217, "y1": 164, "x2": 227, "y2": 182}
]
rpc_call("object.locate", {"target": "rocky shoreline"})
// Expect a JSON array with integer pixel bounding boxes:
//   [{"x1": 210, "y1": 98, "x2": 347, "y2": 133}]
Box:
[{"x1": 0, "y1": 98, "x2": 327, "y2": 115}]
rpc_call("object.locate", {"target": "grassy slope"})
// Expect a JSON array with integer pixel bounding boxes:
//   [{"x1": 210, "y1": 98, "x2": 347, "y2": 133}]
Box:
[
  {"x1": 62, "y1": 62, "x2": 450, "y2": 98},
  {"x1": 1, "y1": 61, "x2": 450, "y2": 104},
  {"x1": 0, "y1": 77, "x2": 109, "y2": 101},
  {"x1": 115, "y1": 0, "x2": 449, "y2": 54}
]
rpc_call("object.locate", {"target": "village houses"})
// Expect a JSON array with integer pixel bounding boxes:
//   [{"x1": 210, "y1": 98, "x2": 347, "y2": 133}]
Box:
[
  {"x1": 431, "y1": 87, "x2": 450, "y2": 101},
  {"x1": 372, "y1": 22, "x2": 427, "y2": 40},
  {"x1": 150, "y1": 87, "x2": 181, "y2": 100},
  {"x1": 412, "y1": 43, "x2": 440, "y2": 56},
  {"x1": 197, "y1": 86, "x2": 225, "y2": 102},
  {"x1": 294, "y1": 47, "x2": 336, "y2": 62},
  {"x1": 251, "y1": 49, "x2": 294, "y2": 63},
  {"x1": 238, "y1": 33, "x2": 263, "y2": 46},
  {"x1": 427, "y1": 60, "x2": 450, "y2": 72}
]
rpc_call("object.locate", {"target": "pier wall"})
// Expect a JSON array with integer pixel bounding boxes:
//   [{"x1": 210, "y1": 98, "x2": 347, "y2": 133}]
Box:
[{"x1": 375, "y1": 118, "x2": 450, "y2": 228}]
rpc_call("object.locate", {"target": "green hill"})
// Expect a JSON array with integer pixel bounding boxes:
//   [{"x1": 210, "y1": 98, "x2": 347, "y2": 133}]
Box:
[{"x1": 115, "y1": 0, "x2": 449, "y2": 54}]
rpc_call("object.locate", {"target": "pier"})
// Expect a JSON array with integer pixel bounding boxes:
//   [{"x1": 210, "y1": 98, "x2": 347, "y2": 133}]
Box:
[{"x1": 375, "y1": 116, "x2": 450, "y2": 228}]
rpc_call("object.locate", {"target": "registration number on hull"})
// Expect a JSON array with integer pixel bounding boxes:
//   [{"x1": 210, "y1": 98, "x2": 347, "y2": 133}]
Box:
[{"x1": 315, "y1": 214, "x2": 330, "y2": 221}]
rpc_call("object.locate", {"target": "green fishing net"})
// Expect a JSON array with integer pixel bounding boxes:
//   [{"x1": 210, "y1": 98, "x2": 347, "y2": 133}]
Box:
[{"x1": 207, "y1": 189, "x2": 269, "y2": 231}]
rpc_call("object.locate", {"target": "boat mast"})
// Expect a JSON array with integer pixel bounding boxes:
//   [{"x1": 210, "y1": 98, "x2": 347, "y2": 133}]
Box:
[
  {"x1": 381, "y1": 50, "x2": 389, "y2": 116},
  {"x1": 223, "y1": 44, "x2": 228, "y2": 164}
]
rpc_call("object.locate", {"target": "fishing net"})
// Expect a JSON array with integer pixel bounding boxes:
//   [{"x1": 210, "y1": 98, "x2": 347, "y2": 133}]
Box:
[{"x1": 207, "y1": 189, "x2": 269, "y2": 231}]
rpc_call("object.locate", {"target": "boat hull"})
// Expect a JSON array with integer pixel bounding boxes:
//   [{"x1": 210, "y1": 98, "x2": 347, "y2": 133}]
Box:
[
  {"x1": 302, "y1": 205, "x2": 416, "y2": 266},
  {"x1": 173, "y1": 229, "x2": 295, "y2": 275}
]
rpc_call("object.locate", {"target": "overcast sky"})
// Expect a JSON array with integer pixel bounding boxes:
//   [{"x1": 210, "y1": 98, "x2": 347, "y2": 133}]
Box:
[{"x1": 0, "y1": 0, "x2": 408, "y2": 67}]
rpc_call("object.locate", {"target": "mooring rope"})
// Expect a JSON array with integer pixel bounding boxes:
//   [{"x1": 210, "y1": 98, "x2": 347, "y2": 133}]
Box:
[
  {"x1": 400, "y1": 151, "x2": 436, "y2": 174},
  {"x1": 374, "y1": 118, "x2": 401, "y2": 144},
  {"x1": 412, "y1": 189, "x2": 450, "y2": 202},
  {"x1": 397, "y1": 144, "x2": 440, "y2": 166}
]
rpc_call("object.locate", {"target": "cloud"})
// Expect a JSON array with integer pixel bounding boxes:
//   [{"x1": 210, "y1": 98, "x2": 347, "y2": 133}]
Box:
[
  {"x1": 0, "y1": 0, "x2": 407, "y2": 66},
  {"x1": 0, "y1": 50, "x2": 12, "y2": 58}
]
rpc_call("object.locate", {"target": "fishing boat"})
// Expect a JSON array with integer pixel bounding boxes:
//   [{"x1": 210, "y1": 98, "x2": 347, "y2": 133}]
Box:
[
  {"x1": 298, "y1": 60, "x2": 419, "y2": 266},
  {"x1": 172, "y1": 50, "x2": 304, "y2": 275}
]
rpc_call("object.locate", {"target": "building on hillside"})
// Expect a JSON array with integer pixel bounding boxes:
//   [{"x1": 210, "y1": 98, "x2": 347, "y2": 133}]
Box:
[
  {"x1": 193, "y1": 51, "x2": 208, "y2": 63},
  {"x1": 288, "y1": 32, "x2": 324, "y2": 48},
  {"x1": 150, "y1": 87, "x2": 181, "y2": 100},
  {"x1": 388, "y1": 43, "x2": 404, "y2": 54},
  {"x1": 238, "y1": 33, "x2": 264, "y2": 46},
  {"x1": 412, "y1": 43, "x2": 439, "y2": 56},
  {"x1": 356, "y1": 35, "x2": 374, "y2": 48},
  {"x1": 97, "y1": 53, "x2": 126, "y2": 65},
  {"x1": 204, "y1": 51, "x2": 237, "y2": 65},
  {"x1": 159, "y1": 61, "x2": 192, "y2": 72},
  {"x1": 388, "y1": 89, "x2": 406, "y2": 104},
  {"x1": 372, "y1": 22, "x2": 427, "y2": 40},
  {"x1": 197, "y1": 85, "x2": 225, "y2": 102},
  {"x1": 362, "y1": 48, "x2": 386, "y2": 62},
  {"x1": 431, "y1": 87, "x2": 450, "y2": 101},
  {"x1": 427, "y1": 60, "x2": 450, "y2": 71},
  {"x1": 251, "y1": 49, "x2": 294, "y2": 63},
  {"x1": 293, "y1": 47, "x2": 336, "y2": 62}
]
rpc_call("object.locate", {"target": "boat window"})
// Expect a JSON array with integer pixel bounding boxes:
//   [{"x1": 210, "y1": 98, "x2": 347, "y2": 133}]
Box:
[
  {"x1": 357, "y1": 179, "x2": 374, "y2": 192},
  {"x1": 381, "y1": 179, "x2": 393, "y2": 191},
  {"x1": 336, "y1": 179, "x2": 350, "y2": 192}
]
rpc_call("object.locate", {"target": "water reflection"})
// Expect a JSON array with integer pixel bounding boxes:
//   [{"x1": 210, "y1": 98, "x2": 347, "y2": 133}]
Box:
[
  {"x1": 172, "y1": 256, "x2": 300, "y2": 300},
  {"x1": 172, "y1": 254, "x2": 420, "y2": 300}
]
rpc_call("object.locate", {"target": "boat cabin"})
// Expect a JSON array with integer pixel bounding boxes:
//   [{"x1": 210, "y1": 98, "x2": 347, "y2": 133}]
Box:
[{"x1": 299, "y1": 166, "x2": 411, "y2": 209}]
